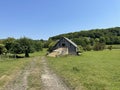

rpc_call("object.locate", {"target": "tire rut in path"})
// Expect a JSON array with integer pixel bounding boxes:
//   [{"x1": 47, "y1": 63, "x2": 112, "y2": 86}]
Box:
[{"x1": 41, "y1": 56, "x2": 70, "y2": 90}]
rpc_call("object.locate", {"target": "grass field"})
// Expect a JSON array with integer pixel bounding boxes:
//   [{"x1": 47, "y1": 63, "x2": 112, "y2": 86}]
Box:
[{"x1": 47, "y1": 49, "x2": 120, "y2": 90}]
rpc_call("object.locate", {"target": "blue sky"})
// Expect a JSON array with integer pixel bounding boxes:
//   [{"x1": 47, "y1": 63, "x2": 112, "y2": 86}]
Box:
[{"x1": 0, "y1": 0, "x2": 120, "y2": 40}]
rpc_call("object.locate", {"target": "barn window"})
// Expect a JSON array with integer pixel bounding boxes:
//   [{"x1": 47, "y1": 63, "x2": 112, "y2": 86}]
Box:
[{"x1": 62, "y1": 43, "x2": 66, "y2": 47}]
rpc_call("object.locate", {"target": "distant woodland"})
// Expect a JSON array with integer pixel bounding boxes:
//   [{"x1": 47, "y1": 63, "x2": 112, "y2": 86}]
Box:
[
  {"x1": 50, "y1": 27, "x2": 120, "y2": 45},
  {"x1": 48, "y1": 27, "x2": 120, "y2": 51}
]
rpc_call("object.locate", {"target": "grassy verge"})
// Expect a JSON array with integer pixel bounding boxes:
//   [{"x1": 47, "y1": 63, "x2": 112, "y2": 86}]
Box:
[{"x1": 47, "y1": 49, "x2": 120, "y2": 90}]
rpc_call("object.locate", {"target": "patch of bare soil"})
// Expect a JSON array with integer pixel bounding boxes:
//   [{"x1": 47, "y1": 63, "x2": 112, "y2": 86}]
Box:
[
  {"x1": 47, "y1": 48, "x2": 68, "y2": 57},
  {"x1": 41, "y1": 57, "x2": 70, "y2": 90}
]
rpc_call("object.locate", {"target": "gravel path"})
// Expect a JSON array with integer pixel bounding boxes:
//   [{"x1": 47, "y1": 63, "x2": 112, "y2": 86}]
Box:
[{"x1": 41, "y1": 57, "x2": 70, "y2": 90}]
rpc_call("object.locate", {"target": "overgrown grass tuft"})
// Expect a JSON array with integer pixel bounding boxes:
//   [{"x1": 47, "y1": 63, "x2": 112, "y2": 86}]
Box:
[{"x1": 47, "y1": 49, "x2": 120, "y2": 90}]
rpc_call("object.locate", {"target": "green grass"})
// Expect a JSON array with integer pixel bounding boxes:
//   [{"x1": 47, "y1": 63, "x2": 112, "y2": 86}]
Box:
[
  {"x1": 15, "y1": 48, "x2": 47, "y2": 57},
  {"x1": 0, "y1": 58, "x2": 30, "y2": 88},
  {"x1": 30, "y1": 48, "x2": 47, "y2": 57},
  {"x1": 0, "y1": 58, "x2": 31, "y2": 76},
  {"x1": 27, "y1": 57, "x2": 42, "y2": 90},
  {"x1": 47, "y1": 49, "x2": 120, "y2": 90},
  {"x1": 106, "y1": 45, "x2": 120, "y2": 49}
]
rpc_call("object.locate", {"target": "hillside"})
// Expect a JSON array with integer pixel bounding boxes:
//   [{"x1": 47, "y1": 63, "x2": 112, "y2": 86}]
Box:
[{"x1": 49, "y1": 27, "x2": 120, "y2": 45}]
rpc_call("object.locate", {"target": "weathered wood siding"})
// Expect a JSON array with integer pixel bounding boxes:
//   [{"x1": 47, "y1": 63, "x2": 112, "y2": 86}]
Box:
[{"x1": 52, "y1": 37, "x2": 77, "y2": 55}]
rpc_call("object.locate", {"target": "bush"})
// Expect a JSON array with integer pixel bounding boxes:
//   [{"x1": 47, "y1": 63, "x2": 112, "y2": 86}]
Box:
[
  {"x1": 83, "y1": 45, "x2": 92, "y2": 51},
  {"x1": 93, "y1": 42, "x2": 105, "y2": 51},
  {"x1": 108, "y1": 45, "x2": 112, "y2": 50},
  {"x1": 78, "y1": 45, "x2": 84, "y2": 53}
]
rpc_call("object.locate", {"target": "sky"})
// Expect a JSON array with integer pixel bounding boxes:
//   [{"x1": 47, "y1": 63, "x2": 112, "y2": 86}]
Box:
[{"x1": 0, "y1": 0, "x2": 120, "y2": 40}]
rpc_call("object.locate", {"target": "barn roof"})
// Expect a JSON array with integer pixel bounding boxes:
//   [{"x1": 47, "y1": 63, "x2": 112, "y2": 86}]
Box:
[{"x1": 61, "y1": 37, "x2": 78, "y2": 47}]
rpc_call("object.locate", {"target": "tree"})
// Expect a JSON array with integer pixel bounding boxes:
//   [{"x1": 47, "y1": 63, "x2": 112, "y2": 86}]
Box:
[
  {"x1": 90, "y1": 38, "x2": 95, "y2": 46},
  {"x1": 17, "y1": 37, "x2": 34, "y2": 57},
  {"x1": 0, "y1": 44, "x2": 7, "y2": 55},
  {"x1": 9, "y1": 41, "x2": 23, "y2": 58},
  {"x1": 93, "y1": 42, "x2": 105, "y2": 51},
  {"x1": 34, "y1": 40, "x2": 43, "y2": 51},
  {"x1": 10, "y1": 41, "x2": 22, "y2": 54},
  {"x1": 3, "y1": 37, "x2": 15, "y2": 53},
  {"x1": 99, "y1": 37, "x2": 106, "y2": 43}
]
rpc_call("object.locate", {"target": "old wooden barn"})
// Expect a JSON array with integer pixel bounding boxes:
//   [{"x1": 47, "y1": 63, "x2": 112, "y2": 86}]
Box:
[{"x1": 49, "y1": 37, "x2": 78, "y2": 56}]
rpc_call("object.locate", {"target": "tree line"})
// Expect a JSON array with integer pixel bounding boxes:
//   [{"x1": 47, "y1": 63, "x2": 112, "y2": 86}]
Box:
[
  {"x1": 0, "y1": 27, "x2": 120, "y2": 56},
  {"x1": 50, "y1": 27, "x2": 120, "y2": 45},
  {"x1": 48, "y1": 27, "x2": 120, "y2": 51},
  {"x1": 0, "y1": 37, "x2": 43, "y2": 57}
]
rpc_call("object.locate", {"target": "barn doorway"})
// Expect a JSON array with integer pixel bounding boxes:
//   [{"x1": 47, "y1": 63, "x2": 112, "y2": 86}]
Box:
[{"x1": 62, "y1": 43, "x2": 66, "y2": 47}]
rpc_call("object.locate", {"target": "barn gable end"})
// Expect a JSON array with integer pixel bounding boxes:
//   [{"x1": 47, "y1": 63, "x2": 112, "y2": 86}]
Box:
[{"x1": 52, "y1": 37, "x2": 78, "y2": 55}]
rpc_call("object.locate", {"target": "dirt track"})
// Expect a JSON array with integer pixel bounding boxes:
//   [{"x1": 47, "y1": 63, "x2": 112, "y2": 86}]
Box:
[
  {"x1": 2, "y1": 57, "x2": 70, "y2": 90},
  {"x1": 41, "y1": 57, "x2": 70, "y2": 90}
]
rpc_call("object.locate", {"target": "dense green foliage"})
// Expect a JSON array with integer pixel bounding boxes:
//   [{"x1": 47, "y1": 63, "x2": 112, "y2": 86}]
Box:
[
  {"x1": 93, "y1": 42, "x2": 105, "y2": 51},
  {"x1": 0, "y1": 44, "x2": 7, "y2": 55},
  {"x1": 3, "y1": 37, "x2": 15, "y2": 53},
  {"x1": 48, "y1": 50, "x2": 120, "y2": 90},
  {"x1": 1, "y1": 37, "x2": 43, "y2": 57},
  {"x1": 50, "y1": 27, "x2": 120, "y2": 46}
]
